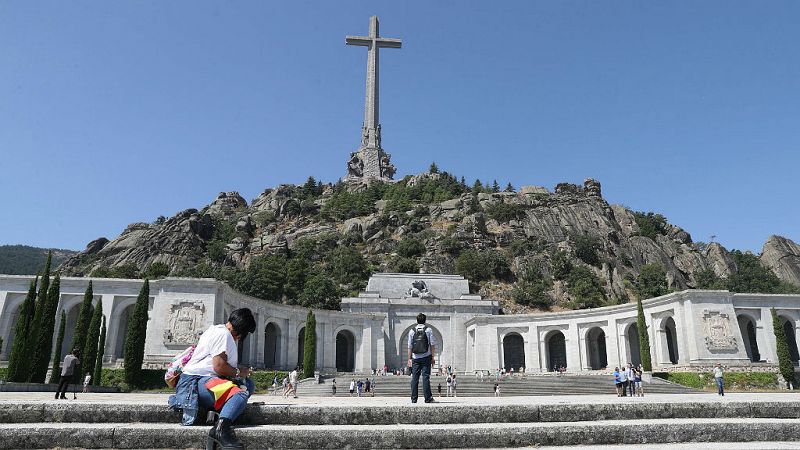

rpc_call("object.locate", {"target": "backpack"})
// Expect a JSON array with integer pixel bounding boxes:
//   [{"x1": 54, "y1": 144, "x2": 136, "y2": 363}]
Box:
[
  {"x1": 411, "y1": 326, "x2": 430, "y2": 354},
  {"x1": 165, "y1": 345, "x2": 196, "y2": 388}
]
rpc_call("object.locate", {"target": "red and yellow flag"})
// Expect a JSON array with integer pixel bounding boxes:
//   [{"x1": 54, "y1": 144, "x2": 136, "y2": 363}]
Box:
[{"x1": 205, "y1": 378, "x2": 243, "y2": 411}]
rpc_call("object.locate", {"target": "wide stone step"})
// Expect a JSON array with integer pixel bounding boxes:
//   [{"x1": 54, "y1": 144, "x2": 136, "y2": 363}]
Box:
[
  {"x1": 3, "y1": 418, "x2": 800, "y2": 449},
  {"x1": 3, "y1": 400, "x2": 799, "y2": 425}
]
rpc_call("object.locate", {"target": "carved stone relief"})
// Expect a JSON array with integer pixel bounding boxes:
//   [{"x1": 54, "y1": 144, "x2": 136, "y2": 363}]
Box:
[
  {"x1": 702, "y1": 310, "x2": 737, "y2": 352},
  {"x1": 163, "y1": 301, "x2": 205, "y2": 346}
]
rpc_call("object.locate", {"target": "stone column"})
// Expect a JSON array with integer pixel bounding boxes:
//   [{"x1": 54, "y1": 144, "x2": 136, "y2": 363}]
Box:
[
  {"x1": 754, "y1": 310, "x2": 769, "y2": 363},
  {"x1": 675, "y1": 305, "x2": 690, "y2": 365},
  {"x1": 254, "y1": 313, "x2": 266, "y2": 368},
  {"x1": 280, "y1": 318, "x2": 290, "y2": 370},
  {"x1": 527, "y1": 326, "x2": 541, "y2": 373},
  {"x1": 606, "y1": 320, "x2": 621, "y2": 370},
  {"x1": 567, "y1": 324, "x2": 581, "y2": 372},
  {"x1": 763, "y1": 307, "x2": 778, "y2": 363},
  {"x1": 287, "y1": 321, "x2": 298, "y2": 370}
]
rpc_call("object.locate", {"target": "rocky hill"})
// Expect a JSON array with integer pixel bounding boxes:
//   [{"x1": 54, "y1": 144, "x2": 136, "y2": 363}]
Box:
[
  {"x1": 58, "y1": 172, "x2": 800, "y2": 312},
  {"x1": 0, "y1": 245, "x2": 77, "y2": 275}
]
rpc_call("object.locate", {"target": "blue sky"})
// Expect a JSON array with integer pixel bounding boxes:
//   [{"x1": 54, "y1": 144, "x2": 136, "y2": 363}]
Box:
[{"x1": 1, "y1": 1, "x2": 798, "y2": 252}]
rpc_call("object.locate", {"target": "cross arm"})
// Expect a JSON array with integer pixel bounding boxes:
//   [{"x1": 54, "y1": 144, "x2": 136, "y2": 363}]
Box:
[
  {"x1": 376, "y1": 38, "x2": 402, "y2": 49},
  {"x1": 346, "y1": 36, "x2": 371, "y2": 46}
]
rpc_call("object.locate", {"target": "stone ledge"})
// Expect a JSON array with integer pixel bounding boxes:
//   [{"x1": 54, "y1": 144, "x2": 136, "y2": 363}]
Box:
[
  {"x1": 1, "y1": 419, "x2": 800, "y2": 449},
  {"x1": 1, "y1": 401, "x2": 799, "y2": 425}
]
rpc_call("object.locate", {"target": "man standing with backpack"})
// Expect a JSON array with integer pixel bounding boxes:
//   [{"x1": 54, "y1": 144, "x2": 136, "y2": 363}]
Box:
[{"x1": 408, "y1": 313, "x2": 437, "y2": 403}]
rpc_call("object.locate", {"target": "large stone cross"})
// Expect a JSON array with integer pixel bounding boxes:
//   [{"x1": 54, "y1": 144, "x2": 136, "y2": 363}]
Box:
[{"x1": 345, "y1": 16, "x2": 401, "y2": 180}]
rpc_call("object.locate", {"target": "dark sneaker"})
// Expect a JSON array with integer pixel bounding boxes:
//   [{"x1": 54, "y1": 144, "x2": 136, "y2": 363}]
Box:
[{"x1": 424, "y1": 399, "x2": 436, "y2": 403}]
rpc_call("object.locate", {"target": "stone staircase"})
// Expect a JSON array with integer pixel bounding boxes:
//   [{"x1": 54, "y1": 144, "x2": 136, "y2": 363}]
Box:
[
  {"x1": 1, "y1": 397, "x2": 800, "y2": 448},
  {"x1": 294, "y1": 372, "x2": 699, "y2": 397}
]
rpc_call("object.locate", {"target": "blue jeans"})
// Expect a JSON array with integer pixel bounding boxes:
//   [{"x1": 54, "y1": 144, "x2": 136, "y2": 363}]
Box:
[
  {"x1": 197, "y1": 376, "x2": 255, "y2": 422},
  {"x1": 715, "y1": 377, "x2": 724, "y2": 395},
  {"x1": 410, "y1": 355, "x2": 433, "y2": 403}
]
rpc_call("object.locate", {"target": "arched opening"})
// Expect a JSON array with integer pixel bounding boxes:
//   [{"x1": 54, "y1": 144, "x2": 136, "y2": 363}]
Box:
[
  {"x1": 626, "y1": 324, "x2": 641, "y2": 366},
  {"x1": 1, "y1": 301, "x2": 24, "y2": 359},
  {"x1": 297, "y1": 327, "x2": 305, "y2": 368},
  {"x1": 113, "y1": 304, "x2": 134, "y2": 360},
  {"x1": 586, "y1": 327, "x2": 607, "y2": 370},
  {"x1": 663, "y1": 317, "x2": 679, "y2": 365},
  {"x1": 399, "y1": 324, "x2": 444, "y2": 370},
  {"x1": 781, "y1": 318, "x2": 800, "y2": 364},
  {"x1": 335, "y1": 330, "x2": 356, "y2": 372},
  {"x1": 237, "y1": 335, "x2": 251, "y2": 366},
  {"x1": 264, "y1": 323, "x2": 280, "y2": 369},
  {"x1": 502, "y1": 333, "x2": 525, "y2": 372},
  {"x1": 737, "y1": 315, "x2": 760, "y2": 362},
  {"x1": 546, "y1": 331, "x2": 567, "y2": 371}
]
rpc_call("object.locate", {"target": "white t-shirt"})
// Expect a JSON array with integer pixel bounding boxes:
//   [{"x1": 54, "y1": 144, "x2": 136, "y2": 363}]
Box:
[
  {"x1": 289, "y1": 370, "x2": 298, "y2": 384},
  {"x1": 407, "y1": 325, "x2": 437, "y2": 359},
  {"x1": 182, "y1": 324, "x2": 238, "y2": 377},
  {"x1": 83, "y1": 374, "x2": 91, "y2": 386}
]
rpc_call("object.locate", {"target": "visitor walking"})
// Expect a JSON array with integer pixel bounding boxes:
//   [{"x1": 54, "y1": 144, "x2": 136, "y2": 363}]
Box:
[
  {"x1": 331, "y1": 378, "x2": 337, "y2": 396},
  {"x1": 82, "y1": 372, "x2": 92, "y2": 394},
  {"x1": 170, "y1": 308, "x2": 257, "y2": 450},
  {"x1": 451, "y1": 374, "x2": 458, "y2": 397},
  {"x1": 55, "y1": 348, "x2": 80, "y2": 400},
  {"x1": 285, "y1": 366, "x2": 299, "y2": 398},
  {"x1": 408, "y1": 313, "x2": 437, "y2": 403},
  {"x1": 349, "y1": 379, "x2": 355, "y2": 396},
  {"x1": 714, "y1": 363, "x2": 725, "y2": 396},
  {"x1": 437, "y1": 382, "x2": 442, "y2": 397},
  {"x1": 618, "y1": 364, "x2": 628, "y2": 397},
  {"x1": 446, "y1": 375, "x2": 452, "y2": 397},
  {"x1": 365, "y1": 378, "x2": 371, "y2": 395},
  {"x1": 357, "y1": 379, "x2": 363, "y2": 397},
  {"x1": 626, "y1": 363, "x2": 635, "y2": 397},
  {"x1": 494, "y1": 383, "x2": 500, "y2": 397}
]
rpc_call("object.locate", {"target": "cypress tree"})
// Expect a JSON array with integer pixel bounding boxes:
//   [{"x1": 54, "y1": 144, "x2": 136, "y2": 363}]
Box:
[
  {"x1": 26, "y1": 253, "x2": 51, "y2": 379},
  {"x1": 636, "y1": 296, "x2": 653, "y2": 371},
  {"x1": 771, "y1": 308, "x2": 796, "y2": 388},
  {"x1": 7, "y1": 277, "x2": 37, "y2": 382},
  {"x1": 30, "y1": 272, "x2": 60, "y2": 383},
  {"x1": 124, "y1": 280, "x2": 150, "y2": 386},
  {"x1": 82, "y1": 299, "x2": 103, "y2": 387},
  {"x1": 50, "y1": 310, "x2": 67, "y2": 383},
  {"x1": 302, "y1": 310, "x2": 316, "y2": 379},
  {"x1": 70, "y1": 281, "x2": 95, "y2": 369},
  {"x1": 93, "y1": 316, "x2": 106, "y2": 386}
]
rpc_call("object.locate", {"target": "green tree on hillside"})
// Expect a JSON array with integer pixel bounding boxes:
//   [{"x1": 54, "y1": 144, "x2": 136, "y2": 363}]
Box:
[
  {"x1": 30, "y1": 272, "x2": 60, "y2": 382},
  {"x1": 50, "y1": 310, "x2": 67, "y2": 383},
  {"x1": 771, "y1": 308, "x2": 796, "y2": 388},
  {"x1": 124, "y1": 280, "x2": 150, "y2": 386},
  {"x1": 7, "y1": 277, "x2": 37, "y2": 382},
  {"x1": 634, "y1": 264, "x2": 669, "y2": 299},
  {"x1": 94, "y1": 316, "x2": 106, "y2": 386},
  {"x1": 302, "y1": 310, "x2": 316, "y2": 378},
  {"x1": 82, "y1": 299, "x2": 103, "y2": 387},
  {"x1": 429, "y1": 162, "x2": 439, "y2": 174}
]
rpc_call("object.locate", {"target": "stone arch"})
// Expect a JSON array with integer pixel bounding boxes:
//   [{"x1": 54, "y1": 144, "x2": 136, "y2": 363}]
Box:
[
  {"x1": 737, "y1": 314, "x2": 760, "y2": 362},
  {"x1": 335, "y1": 329, "x2": 356, "y2": 372},
  {"x1": 662, "y1": 317, "x2": 679, "y2": 365},
  {"x1": 59, "y1": 302, "x2": 82, "y2": 358},
  {"x1": 113, "y1": 303, "x2": 136, "y2": 361},
  {"x1": 0, "y1": 294, "x2": 26, "y2": 359},
  {"x1": 297, "y1": 326, "x2": 306, "y2": 369},
  {"x1": 545, "y1": 330, "x2": 567, "y2": 371},
  {"x1": 780, "y1": 316, "x2": 800, "y2": 364},
  {"x1": 625, "y1": 323, "x2": 641, "y2": 366},
  {"x1": 264, "y1": 322, "x2": 281, "y2": 369},
  {"x1": 502, "y1": 332, "x2": 525, "y2": 372},
  {"x1": 586, "y1": 327, "x2": 607, "y2": 370}
]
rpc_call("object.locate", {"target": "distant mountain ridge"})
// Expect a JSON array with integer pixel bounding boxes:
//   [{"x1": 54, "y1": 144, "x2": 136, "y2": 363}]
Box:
[
  {"x1": 56, "y1": 172, "x2": 800, "y2": 312},
  {"x1": 0, "y1": 245, "x2": 77, "y2": 275}
]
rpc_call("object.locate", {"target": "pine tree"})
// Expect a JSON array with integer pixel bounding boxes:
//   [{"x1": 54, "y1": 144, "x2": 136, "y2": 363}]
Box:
[
  {"x1": 124, "y1": 280, "x2": 150, "y2": 386},
  {"x1": 7, "y1": 277, "x2": 37, "y2": 382},
  {"x1": 82, "y1": 299, "x2": 103, "y2": 386},
  {"x1": 429, "y1": 162, "x2": 439, "y2": 174},
  {"x1": 472, "y1": 179, "x2": 483, "y2": 194},
  {"x1": 636, "y1": 296, "x2": 653, "y2": 371},
  {"x1": 302, "y1": 310, "x2": 316, "y2": 379},
  {"x1": 94, "y1": 316, "x2": 106, "y2": 386},
  {"x1": 771, "y1": 308, "x2": 796, "y2": 388},
  {"x1": 30, "y1": 272, "x2": 60, "y2": 383},
  {"x1": 50, "y1": 310, "x2": 67, "y2": 383},
  {"x1": 26, "y1": 253, "x2": 51, "y2": 380},
  {"x1": 504, "y1": 182, "x2": 514, "y2": 193},
  {"x1": 70, "y1": 281, "x2": 94, "y2": 380},
  {"x1": 492, "y1": 180, "x2": 500, "y2": 193}
]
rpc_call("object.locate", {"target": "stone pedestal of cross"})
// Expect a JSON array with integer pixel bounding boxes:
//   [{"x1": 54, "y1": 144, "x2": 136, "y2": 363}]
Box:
[{"x1": 345, "y1": 16, "x2": 401, "y2": 180}]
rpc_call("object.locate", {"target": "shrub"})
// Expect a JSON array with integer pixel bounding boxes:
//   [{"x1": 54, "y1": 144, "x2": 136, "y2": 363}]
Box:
[
  {"x1": 395, "y1": 238, "x2": 426, "y2": 258},
  {"x1": 455, "y1": 249, "x2": 511, "y2": 285},
  {"x1": 654, "y1": 371, "x2": 778, "y2": 391},
  {"x1": 390, "y1": 256, "x2": 419, "y2": 274},
  {"x1": 142, "y1": 262, "x2": 170, "y2": 279},
  {"x1": 485, "y1": 202, "x2": 524, "y2": 223},
  {"x1": 510, "y1": 238, "x2": 544, "y2": 257},
  {"x1": 551, "y1": 250, "x2": 572, "y2": 280},
  {"x1": 440, "y1": 237, "x2": 463, "y2": 256},
  {"x1": 327, "y1": 247, "x2": 370, "y2": 288},
  {"x1": 694, "y1": 269, "x2": 725, "y2": 289},
  {"x1": 512, "y1": 264, "x2": 553, "y2": 309},
  {"x1": 566, "y1": 266, "x2": 605, "y2": 309},
  {"x1": 299, "y1": 273, "x2": 341, "y2": 310}
]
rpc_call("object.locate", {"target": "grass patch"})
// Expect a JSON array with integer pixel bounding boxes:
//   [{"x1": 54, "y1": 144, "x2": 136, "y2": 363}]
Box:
[{"x1": 653, "y1": 371, "x2": 778, "y2": 391}]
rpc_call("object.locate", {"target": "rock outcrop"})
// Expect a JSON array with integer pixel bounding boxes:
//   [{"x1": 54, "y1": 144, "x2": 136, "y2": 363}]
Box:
[{"x1": 761, "y1": 235, "x2": 800, "y2": 287}]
